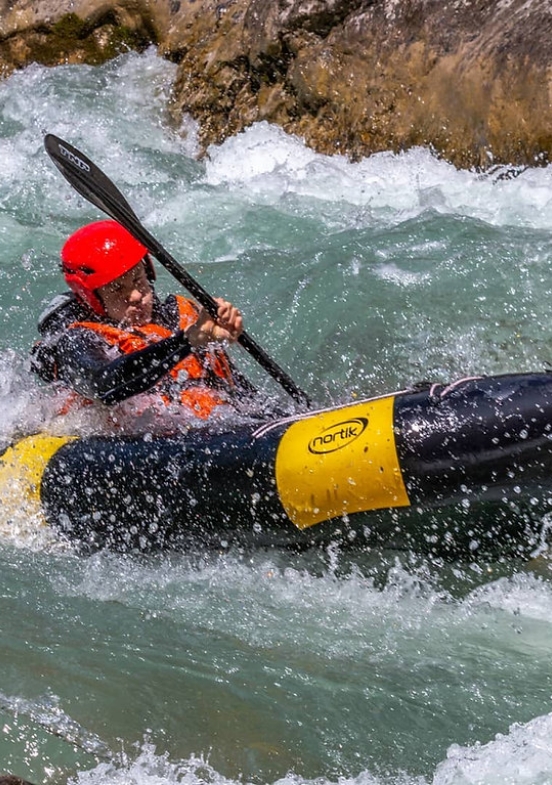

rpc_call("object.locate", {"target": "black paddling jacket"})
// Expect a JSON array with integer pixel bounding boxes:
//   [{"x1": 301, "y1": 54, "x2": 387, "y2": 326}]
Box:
[{"x1": 30, "y1": 292, "x2": 243, "y2": 406}]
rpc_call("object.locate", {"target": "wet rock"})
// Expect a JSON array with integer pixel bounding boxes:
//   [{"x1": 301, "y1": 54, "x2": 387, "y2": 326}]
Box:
[
  {"x1": 0, "y1": 2, "x2": 157, "y2": 72},
  {"x1": 2, "y1": 0, "x2": 552, "y2": 168}
]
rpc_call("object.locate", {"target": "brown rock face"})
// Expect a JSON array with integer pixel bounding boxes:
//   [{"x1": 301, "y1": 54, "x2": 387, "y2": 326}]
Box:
[
  {"x1": 0, "y1": 2, "x2": 157, "y2": 73},
  {"x1": 2, "y1": 0, "x2": 552, "y2": 169}
]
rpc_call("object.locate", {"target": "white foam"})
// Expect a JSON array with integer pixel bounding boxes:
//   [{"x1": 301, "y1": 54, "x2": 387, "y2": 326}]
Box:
[
  {"x1": 69, "y1": 711, "x2": 552, "y2": 785},
  {"x1": 203, "y1": 121, "x2": 552, "y2": 229},
  {"x1": 75, "y1": 745, "x2": 401, "y2": 785},
  {"x1": 463, "y1": 569, "x2": 552, "y2": 625},
  {"x1": 434, "y1": 712, "x2": 552, "y2": 784}
]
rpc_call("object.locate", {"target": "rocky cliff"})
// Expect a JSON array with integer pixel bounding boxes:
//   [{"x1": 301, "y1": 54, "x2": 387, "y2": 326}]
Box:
[{"x1": 1, "y1": 0, "x2": 552, "y2": 169}]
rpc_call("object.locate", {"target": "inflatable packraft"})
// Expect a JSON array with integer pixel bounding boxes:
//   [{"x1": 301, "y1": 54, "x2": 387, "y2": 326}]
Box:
[{"x1": 2, "y1": 372, "x2": 552, "y2": 558}]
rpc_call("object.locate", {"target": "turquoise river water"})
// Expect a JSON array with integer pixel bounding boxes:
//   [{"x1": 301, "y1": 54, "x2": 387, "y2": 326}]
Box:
[{"x1": 1, "y1": 47, "x2": 552, "y2": 785}]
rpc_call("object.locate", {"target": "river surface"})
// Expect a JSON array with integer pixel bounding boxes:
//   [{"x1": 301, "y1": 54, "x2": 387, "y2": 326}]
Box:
[{"x1": 1, "y1": 47, "x2": 552, "y2": 785}]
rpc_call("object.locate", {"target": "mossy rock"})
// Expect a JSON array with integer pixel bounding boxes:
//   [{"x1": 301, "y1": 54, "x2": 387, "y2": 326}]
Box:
[{"x1": 1, "y1": 12, "x2": 156, "y2": 70}]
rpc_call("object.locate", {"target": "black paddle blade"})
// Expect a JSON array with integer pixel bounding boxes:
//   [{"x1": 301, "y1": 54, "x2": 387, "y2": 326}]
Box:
[
  {"x1": 43, "y1": 133, "x2": 312, "y2": 408},
  {"x1": 44, "y1": 134, "x2": 138, "y2": 220}
]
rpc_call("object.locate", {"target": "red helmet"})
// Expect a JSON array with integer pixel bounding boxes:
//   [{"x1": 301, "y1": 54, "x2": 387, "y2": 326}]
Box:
[{"x1": 61, "y1": 220, "x2": 154, "y2": 315}]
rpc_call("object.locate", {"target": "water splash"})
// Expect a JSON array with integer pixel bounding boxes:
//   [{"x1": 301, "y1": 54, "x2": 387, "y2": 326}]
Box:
[
  {"x1": 434, "y1": 712, "x2": 552, "y2": 784},
  {"x1": 203, "y1": 121, "x2": 552, "y2": 230},
  {"x1": 0, "y1": 691, "x2": 112, "y2": 761}
]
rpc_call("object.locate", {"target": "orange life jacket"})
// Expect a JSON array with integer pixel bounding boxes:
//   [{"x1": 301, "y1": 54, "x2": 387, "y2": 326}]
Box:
[{"x1": 69, "y1": 295, "x2": 236, "y2": 419}]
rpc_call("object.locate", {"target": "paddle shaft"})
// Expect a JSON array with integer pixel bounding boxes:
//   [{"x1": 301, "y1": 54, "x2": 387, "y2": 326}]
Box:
[{"x1": 44, "y1": 134, "x2": 311, "y2": 408}]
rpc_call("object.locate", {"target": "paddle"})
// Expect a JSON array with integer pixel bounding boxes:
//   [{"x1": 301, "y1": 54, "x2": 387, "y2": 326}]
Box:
[{"x1": 43, "y1": 133, "x2": 312, "y2": 409}]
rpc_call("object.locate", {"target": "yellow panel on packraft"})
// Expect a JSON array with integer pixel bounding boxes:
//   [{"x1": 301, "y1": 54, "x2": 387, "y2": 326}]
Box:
[
  {"x1": 274, "y1": 396, "x2": 410, "y2": 529},
  {"x1": 0, "y1": 434, "x2": 76, "y2": 522}
]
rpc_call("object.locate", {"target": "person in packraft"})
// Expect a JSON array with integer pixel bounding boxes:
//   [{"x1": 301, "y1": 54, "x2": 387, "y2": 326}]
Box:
[{"x1": 31, "y1": 220, "x2": 251, "y2": 419}]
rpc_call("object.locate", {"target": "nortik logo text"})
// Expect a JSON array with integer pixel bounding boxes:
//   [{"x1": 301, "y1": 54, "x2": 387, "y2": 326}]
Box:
[{"x1": 308, "y1": 417, "x2": 368, "y2": 454}]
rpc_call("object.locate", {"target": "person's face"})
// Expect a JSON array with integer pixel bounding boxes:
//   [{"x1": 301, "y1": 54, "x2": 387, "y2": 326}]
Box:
[{"x1": 97, "y1": 260, "x2": 154, "y2": 327}]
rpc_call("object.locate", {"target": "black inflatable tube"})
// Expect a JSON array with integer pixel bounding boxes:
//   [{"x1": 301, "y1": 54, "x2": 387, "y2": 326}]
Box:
[{"x1": 21, "y1": 371, "x2": 552, "y2": 558}]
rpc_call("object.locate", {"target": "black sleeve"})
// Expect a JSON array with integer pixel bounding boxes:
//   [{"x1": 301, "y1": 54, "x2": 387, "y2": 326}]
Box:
[{"x1": 52, "y1": 327, "x2": 195, "y2": 405}]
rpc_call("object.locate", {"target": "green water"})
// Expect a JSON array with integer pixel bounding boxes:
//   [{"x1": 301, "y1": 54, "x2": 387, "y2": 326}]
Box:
[{"x1": 1, "y1": 49, "x2": 552, "y2": 785}]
